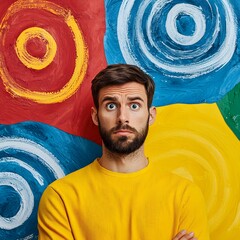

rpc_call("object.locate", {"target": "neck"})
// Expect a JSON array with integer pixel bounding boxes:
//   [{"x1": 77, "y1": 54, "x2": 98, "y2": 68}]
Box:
[{"x1": 98, "y1": 145, "x2": 148, "y2": 173}]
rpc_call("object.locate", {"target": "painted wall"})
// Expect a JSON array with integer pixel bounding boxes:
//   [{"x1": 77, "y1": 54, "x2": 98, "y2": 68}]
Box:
[{"x1": 0, "y1": 0, "x2": 239, "y2": 239}]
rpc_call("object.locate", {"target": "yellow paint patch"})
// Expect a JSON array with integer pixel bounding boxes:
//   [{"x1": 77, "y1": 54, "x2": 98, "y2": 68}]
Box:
[
  {"x1": 145, "y1": 103, "x2": 240, "y2": 240},
  {"x1": 15, "y1": 27, "x2": 57, "y2": 70},
  {"x1": 0, "y1": 0, "x2": 88, "y2": 104}
]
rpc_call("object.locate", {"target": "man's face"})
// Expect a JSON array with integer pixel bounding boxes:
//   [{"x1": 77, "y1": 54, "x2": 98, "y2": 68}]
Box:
[{"x1": 91, "y1": 82, "x2": 155, "y2": 155}]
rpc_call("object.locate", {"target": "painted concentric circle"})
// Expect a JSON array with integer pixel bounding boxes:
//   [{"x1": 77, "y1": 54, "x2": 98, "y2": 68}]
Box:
[
  {"x1": 147, "y1": 130, "x2": 235, "y2": 231},
  {"x1": 104, "y1": 0, "x2": 240, "y2": 105},
  {"x1": 118, "y1": 0, "x2": 237, "y2": 78},
  {"x1": 0, "y1": 172, "x2": 34, "y2": 230},
  {"x1": 165, "y1": 3, "x2": 206, "y2": 46},
  {"x1": 0, "y1": 137, "x2": 65, "y2": 235},
  {"x1": 0, "y1": 121, "x2": 103, "y2": 239},
  {"x1": 0, "y1": 0, "x2": 88, "y2": 104},
  {"x1": 145, "y1": 104, "x2": 240, "y2": 239},
  {"x1": 15, "y1": 27, "x2": 57, "y2": 70}
]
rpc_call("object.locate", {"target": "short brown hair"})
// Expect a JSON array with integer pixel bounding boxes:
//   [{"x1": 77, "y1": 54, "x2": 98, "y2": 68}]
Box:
[{"x1": 91, "y1": 64, "x2": 155, "y2": 109}]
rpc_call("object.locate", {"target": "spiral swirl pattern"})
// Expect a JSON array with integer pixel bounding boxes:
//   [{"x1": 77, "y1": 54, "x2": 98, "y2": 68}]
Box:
[
  {"x1": 104, "y1": 0, "x2": 239, "y2": 105},
  {"x1": 145, "y1": 104, "x2": 240, "y2": 239},
  {"x1": 0, "y1": 137, "x2": 65, "y2": 238},
  {"x1": 118, "y1": 0, "x2": 237, "y2": 78}
]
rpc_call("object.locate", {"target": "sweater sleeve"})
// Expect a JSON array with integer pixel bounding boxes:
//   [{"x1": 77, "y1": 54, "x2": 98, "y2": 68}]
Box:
[
  {"x1": 177, "y1": 182, "x2": 210, "y2": 240},
  {"x1": 37, "y1": 185, "x2": 74, "y2": 240}
]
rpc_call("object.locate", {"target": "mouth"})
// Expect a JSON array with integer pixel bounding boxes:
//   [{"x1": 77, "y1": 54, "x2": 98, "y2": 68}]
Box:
[
  {"x1": 111, "y1": 124, "x2": 136, "y2": 137},
  {"x1": 113, "y1": 130, "x2": 133, "y2": 136}
]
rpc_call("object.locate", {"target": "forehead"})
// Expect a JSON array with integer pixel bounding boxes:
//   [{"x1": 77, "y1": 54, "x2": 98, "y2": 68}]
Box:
[{"x1": 98, "y1": 82, "x2": 147, "y2": 100}]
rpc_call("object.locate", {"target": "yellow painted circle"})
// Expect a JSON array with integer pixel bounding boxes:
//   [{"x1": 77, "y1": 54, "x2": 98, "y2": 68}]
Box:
[
  {"x1": 0, "y1": 0, "x2": 88, "y2": 104},
  {"x1": 15, "y1": 27, "x2": 57, "y2": 70},
  {"x1": 145, "y1": 104, "x2": 240, "y2": 239}
]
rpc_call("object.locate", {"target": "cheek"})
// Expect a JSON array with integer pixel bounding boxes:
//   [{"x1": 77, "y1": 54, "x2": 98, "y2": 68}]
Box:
[
  {"x1": 130, "y1": 112, "x2": 149, "y2": 127},
  {"x1": 98, "y1": 111, "x2": 116, "y2": 127},
  {"x1": 131, "y1": 110, "x2": 149, "y2": 121}
]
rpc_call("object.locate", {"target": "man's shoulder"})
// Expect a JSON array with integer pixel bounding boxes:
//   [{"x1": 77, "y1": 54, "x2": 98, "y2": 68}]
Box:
[
  {"x1": 150, "y1": 160, "x2": 198, "y2": 191},
  {"x1": 39, "y1": 160, "x2": 99, "y2": 206},
  {"x1": 160, "y1": 172, "x2": 203, "y2": 201},
  {"x1": 49, "y1": 160, "x2": 96, "y2": 189}
]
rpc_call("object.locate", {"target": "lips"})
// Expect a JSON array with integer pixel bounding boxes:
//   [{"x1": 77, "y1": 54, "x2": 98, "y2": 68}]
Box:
[
  {"x1": 113, "y1": 129, "x2": 133, "y2": 135},
  {"x1": 112, "y1": 124, "x2": 136, "y2": 132},
  {"x1": 112, "y1": 125, "x2": 136, "y2": 136}
]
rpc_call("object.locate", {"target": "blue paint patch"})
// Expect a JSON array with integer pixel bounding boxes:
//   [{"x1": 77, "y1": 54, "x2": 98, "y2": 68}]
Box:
[
  {"x1": 0, "y1": 186, "x2": 21, "y2": 218},
  {"x1": 0, "y1": 121, "x2": 102, "y2": 239},
  {"x1": 176, "y1": 14, "x2": 195, "y2": 36},
  {"x1": 104, "y1": 0, "x2": 240, "y2": 106}
]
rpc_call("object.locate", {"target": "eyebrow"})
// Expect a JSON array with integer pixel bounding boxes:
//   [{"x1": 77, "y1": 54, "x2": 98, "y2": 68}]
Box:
[
  {"x1": 101, "y1": 96, "x2": 118, "y2": 104},
  {"x1": 101, "y1": 96, "x2": 144, "y2": 104},
  {"x1": 127, "y1": 96, "x2": 144, "y2": 102}
]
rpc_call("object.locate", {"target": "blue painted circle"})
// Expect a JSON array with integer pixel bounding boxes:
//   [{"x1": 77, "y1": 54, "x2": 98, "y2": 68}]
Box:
[
  {"x1": 0, "y1": 122, "x2": 102, "y2": 239},
  {"x1": 176, "y1": 14, "x2": 195, "y2": 36},
  {"x1": 104, "y1": 0, "x2": 240, "y2": 106},
  {"x1": 0, "y1": 186, "x2": 21, "y2": 218}
]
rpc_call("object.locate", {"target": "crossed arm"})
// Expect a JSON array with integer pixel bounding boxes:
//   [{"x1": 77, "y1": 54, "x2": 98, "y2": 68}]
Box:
[{"x1": 38, "y1": 181, "x2": 209, "y2": 240}]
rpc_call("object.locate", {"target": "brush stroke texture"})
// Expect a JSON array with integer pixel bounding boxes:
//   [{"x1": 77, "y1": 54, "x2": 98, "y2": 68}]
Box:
[
  {"x1": 0, "y1": 0, "x2": 88, "y2": 104},
  {"x1": 0, "y1": 0, "x2": 106, "y2": 144},
  {"x1": 0, "y1": 121, "x2": 102, "y2": 239},
  {"x1": 217, "y1": 82, "x2": 240, "y2": 140},
  {"x1": 145, "y1": 104, "x2": 240, "y2": 240},
  {"x1": 104, "y1": 0, "x2": 240, "y2": 106}
]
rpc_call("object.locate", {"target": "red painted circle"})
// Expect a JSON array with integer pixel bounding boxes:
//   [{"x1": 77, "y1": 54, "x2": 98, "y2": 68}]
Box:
[
  {"x1": 0, "y1": 0, "x2": 107, "y2": 144},
  {"x1": 25, "y1": 37, "x2": 47, "y2": 59},
  {"x1": 1, "y1": 8, "x2": 76, "y2": 92}
]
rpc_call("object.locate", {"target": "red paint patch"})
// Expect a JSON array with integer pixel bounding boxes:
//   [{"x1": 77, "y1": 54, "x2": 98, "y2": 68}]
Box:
[
  {"x1": 26, "y1": 37, "x2": 47, "y2": 59},
  {"x1": 0, "y1": 0, "x2": 106, "y2": 145}
]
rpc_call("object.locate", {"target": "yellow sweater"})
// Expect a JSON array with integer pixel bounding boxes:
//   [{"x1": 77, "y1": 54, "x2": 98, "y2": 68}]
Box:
[{"x1": 38, "y1": 159, "x2": 210, "y2": 240}]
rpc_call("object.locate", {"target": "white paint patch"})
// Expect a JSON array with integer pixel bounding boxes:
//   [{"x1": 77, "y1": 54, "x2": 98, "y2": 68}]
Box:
[
  {"x1": 0, "y1": 137, "x2": 65, "y2": 179},
  {"x1": 165, "y1": 3, "x2": 206, "y2": 46},
  {"x1": 1, "y1": 157, "x2": 44, "y2": 186},
  {"x1": 0, "y1": 172, "x2": 34, "y2": 230}
]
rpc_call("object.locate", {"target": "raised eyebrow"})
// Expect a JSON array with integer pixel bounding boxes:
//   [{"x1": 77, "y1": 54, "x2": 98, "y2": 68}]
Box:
[
  {"x1": 101, "y1": 96, "x2": 118, "y2": 104},
  {"x1": 127, "y1": 96, "x2": 144, "y2": 102}
]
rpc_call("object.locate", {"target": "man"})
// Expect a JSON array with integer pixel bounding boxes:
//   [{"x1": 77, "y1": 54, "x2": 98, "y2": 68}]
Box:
[{"x1": 38, "y1": 64, "x2": 209, "y2": 240}]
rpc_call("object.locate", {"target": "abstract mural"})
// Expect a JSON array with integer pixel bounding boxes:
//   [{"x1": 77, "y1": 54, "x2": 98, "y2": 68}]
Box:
[
  {"x1": 104, "y1": 0, "x2": 240, "y2": 106},
  {"x1": 0, "y1": 0, "x2": 239, "y2": 239},
  {"x1": 0, "y1": 0, "x2": 106, "y2": 144},
  {"x1": 0, "y1": 122, "x2": 101, "y2": 239}
]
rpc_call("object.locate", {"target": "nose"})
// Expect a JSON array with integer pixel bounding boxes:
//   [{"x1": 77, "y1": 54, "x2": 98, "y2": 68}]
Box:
[{"x1": 117, "y1": 105, "x2": 129, "y2": 124}]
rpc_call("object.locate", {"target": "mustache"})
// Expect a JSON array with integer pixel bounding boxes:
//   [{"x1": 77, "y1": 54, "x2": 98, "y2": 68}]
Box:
[{"x1": 111, "y1": 124, "x2": 137, "y2": 133}]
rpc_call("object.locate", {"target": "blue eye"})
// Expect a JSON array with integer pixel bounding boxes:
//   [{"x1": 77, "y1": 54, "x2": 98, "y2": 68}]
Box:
[
  {"x1": 130, "y1": 103, "x2": 140, "y2": 110},
  {"x1": 106, "y1": 103, "x2": 117, "y2": 110}
]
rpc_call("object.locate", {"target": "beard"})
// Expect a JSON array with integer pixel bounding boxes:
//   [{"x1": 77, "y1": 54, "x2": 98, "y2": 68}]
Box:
[{"x1": 98, "y1": 119, "x2": 149, "y2": 155}]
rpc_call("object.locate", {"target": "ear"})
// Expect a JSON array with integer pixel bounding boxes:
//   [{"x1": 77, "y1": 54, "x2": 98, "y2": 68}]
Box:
[
  {"x1": 149, "y1": 106, "x2": 156, "y2": 126},
  {"x1": 91, "y1": 107, "x2": 99, "y2": 126}
]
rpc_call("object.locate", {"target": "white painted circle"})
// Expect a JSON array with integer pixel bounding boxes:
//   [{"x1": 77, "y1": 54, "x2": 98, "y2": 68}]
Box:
[
  {"x1": 0, "y1": 172, "x2": 34, "y2": 230},
  {"x1": 165, "y1": 3, "x2": 206, "y2": 46}
]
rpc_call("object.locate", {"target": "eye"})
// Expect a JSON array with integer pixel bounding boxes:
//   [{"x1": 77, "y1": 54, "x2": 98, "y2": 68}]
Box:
[
  {"x1": 106, "y1": 103, "x2": 117, "y2": 110},
  {"x1": 130, "y1": 103, "x2": 140, "y2": 110}
]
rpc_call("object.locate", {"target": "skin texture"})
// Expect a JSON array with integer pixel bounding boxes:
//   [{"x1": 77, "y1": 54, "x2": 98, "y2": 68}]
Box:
[{"x1": 91, "y1": 81, "x2": 156, "y2": 173}]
